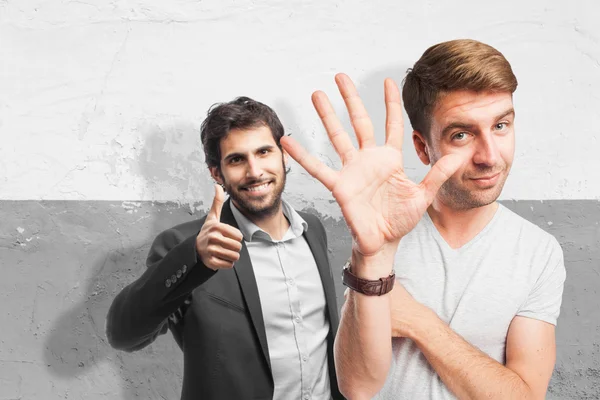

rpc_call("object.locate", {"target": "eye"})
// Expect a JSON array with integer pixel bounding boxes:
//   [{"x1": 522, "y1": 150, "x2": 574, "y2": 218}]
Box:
[
  {"x1": 495, "y1": 122, "x2": 508, "y2": 130},
  {"x1": 259, "y1": 148, "x2": 270, "y2": 155},
  {"x1": 229, "y1": 156, "x2": 242, "y2": 164},
  {"x1": 451, "y1": 132, "x2": 468, "y2": 141}
]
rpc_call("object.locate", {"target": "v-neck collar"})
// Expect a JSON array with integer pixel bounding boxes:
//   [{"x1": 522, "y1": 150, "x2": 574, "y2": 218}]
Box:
[{"x1": 422, "y1": 204, "x2": 504, "y2": 254}]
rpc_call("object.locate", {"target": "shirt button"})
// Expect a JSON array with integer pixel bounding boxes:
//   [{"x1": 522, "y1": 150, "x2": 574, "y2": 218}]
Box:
[
  {"x1": 295, "y1": 315, "x2": 301, "y2": 323},
  {"x1": 303, "y1": 395, "x2": 309, "y2": 400},
  {"x1": 288, "y1": 279, "x2": 294, "y2": 286},
  {"x1": 171, "y1": 274, "x2": 177, "y2": 283},
  {"x1": 176, "y1": 270, "x2": 182, "y2": 278},
  {"x1": 302, "y1": 355, "x2": 308, "y2": 362},
  {"x1": 182, "y1": 265, "x2": 187, "y2": 273},
  {"x1": 165, "y1": 278, "x2": 172, "y2": 288}
]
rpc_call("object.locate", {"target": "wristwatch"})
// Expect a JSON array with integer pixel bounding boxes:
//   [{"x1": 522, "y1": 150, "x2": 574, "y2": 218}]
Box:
[{"x1": 342, "y1": 259, "x2": 396, "y2": 296}]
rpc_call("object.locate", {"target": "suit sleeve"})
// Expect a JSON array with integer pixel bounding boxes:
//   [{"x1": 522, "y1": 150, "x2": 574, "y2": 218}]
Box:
[{"x1": 105, "y1": 224, "x2": 217, "y2": 352}]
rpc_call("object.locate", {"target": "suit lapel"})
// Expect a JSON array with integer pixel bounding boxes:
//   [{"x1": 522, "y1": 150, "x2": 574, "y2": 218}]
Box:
[
  {"x1": 220, "y1": 200, "x2": 271, "y2": 372},
  {"x1": 303, "y1": 221, "x2": 340, "y2": 331},
  {"x1": 302, "y1": 216, "x2": 343, "y2": 398}
]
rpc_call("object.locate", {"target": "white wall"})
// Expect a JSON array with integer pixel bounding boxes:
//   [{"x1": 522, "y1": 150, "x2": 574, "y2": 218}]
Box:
[{"x1": 2, "y1": 0, "x2": 599, "y2": 215}]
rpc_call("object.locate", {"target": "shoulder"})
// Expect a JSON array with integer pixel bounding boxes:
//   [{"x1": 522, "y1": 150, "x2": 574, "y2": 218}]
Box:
[
  {"x1": 297, "y1": 209, "x2": 327, "y2": 239},
  {"x1": 297, "y1": 209, "x2": 326, "y2": 230},
  {"x1": 498, "y1": 204, "x2": 561, "y2": 250},
  {"x1": 297, "y1": 209, "x2": 323, "y2": 226},
  {"x1": 498, "y1": 205, "x2": 564, "y2": 277}
]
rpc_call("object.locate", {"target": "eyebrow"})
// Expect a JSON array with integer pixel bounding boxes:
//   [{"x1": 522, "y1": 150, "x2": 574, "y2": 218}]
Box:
[
  {"x1": 496, "y1": 108, "x2": 515, "y2": 121},
  {"x1": 223, "y1": 145, "x2": 275, "y2": 163},
  {"x1": 441, "y1": 108, "x2": 516, "y2": 138}
]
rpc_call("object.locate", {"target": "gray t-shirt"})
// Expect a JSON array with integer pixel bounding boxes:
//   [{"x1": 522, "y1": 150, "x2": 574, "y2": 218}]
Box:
[{"x1": 375, "y1": 204, "x2": 566, "y2": 399}]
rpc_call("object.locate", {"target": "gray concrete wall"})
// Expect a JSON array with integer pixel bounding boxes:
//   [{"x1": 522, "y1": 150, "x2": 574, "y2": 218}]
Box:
[
  {"x1": 1, "y1": 199, "x2": 598, "y2": 399},
  {"x1": 3, "y1": 1, "x2": 599, "y2": 398}
]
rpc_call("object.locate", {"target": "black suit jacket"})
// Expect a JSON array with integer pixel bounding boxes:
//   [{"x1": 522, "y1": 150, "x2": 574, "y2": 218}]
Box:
[{"x1": 106, "y1": 199, "x2": 343, "y2": 399}]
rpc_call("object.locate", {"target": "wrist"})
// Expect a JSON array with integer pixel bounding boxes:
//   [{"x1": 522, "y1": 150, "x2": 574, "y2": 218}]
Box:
[{"x1": 351, "y1": 242, "x2": 399, "y2": 280}]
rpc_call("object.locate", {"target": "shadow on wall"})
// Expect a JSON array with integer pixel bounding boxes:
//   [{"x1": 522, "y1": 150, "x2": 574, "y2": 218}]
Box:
[
  {"x1": 41, "y1": 65, "x2": 425, "y2": 397},
  {"x1": 352, "y1": 65, "x2": 426, "y2": 180},
  {"x1": 276, "y1": 65, "x2": 425, "y2": 185},
  {"x1": 43, "y1": 123, "x2": 208, "y2": 399}
]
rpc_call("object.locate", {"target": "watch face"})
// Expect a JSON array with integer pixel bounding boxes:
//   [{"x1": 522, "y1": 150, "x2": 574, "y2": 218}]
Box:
[{"x1": 343, "y1": 257, "x2": 352, "y2": 270}]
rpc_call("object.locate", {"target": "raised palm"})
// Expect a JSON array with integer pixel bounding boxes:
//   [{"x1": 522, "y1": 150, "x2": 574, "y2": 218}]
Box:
[{"x1": 281, "y1": 74, "x2": 463, "y2": 256}]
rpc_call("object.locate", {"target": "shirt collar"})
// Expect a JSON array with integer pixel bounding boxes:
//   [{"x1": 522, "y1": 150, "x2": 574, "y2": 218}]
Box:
[{"x1": 230, "y1": 199, "x2": 308, "y2": 242}]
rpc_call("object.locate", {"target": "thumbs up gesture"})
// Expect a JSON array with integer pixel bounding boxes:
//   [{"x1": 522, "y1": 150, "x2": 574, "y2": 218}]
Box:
[{"x1": 196, "y1": 185, "x2": 244, "y2": 270}]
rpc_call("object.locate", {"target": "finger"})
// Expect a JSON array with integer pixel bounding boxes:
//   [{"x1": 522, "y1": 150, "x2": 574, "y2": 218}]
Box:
[
  {"x1": 208, "y1": 256, "x2": 235, "y2": 270},
  {"x1": 312, "y1": 91, "x2": 356, "y2": 163},
  {"x1": 208, "y1": 245, "x2": 241, "y2": 263},
  {"x1": 211, "y1": 233, "x2": 243, "y2": 253},
  {"x1": 384, "y1": 78, "x2": 404, "y2": 151},
  {"x1": 207, "y1": 184, "x2": 225, "y2": 221},
  {"x1": 420, "y1": 153, "x2": 466, "y2": 203},
  {"x1": 215, "y1": 224, "x2": 244, "y2": 242},
  {"x1": 335, "y1": 73, "x2": 376, "y2": 149},
  {"x1": 280, "y1": 136, "x2": 339, "y2": 191}
]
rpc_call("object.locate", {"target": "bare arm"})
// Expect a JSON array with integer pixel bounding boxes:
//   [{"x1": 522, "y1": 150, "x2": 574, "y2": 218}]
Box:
[
  {"x1": 281, "y1": 74, "x2": 464, "y2": 399},
  {"x1": 391, "y1": 284, "x2": 557, "y2": 399},
  {"x1": 334, "y1": 251, "x2": 396, "y2": 399}
]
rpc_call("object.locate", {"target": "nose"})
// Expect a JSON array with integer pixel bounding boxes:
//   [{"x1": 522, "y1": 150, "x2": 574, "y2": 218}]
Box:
[
  {"x1": 472, "y1": 133, "x2": 499, "y2": 167},
  {"x1": 245, "y1": 156, "x2": 263, "y2": 179}
]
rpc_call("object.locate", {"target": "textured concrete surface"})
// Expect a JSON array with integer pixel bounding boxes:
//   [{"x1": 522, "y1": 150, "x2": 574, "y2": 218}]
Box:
[
  {"x1": 2, "y1": 0, "x2": 599, "y2": 398},
  {"x1": 0, "y1": 199, "x2": 598, "y2": 399},
  {"x1": 1, "y1": 0, "x2": 600, "y2": 204}
]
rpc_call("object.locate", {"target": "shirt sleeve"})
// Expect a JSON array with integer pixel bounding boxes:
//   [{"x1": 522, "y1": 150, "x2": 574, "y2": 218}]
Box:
[{"x1": 517, "y1": 238, "x2": 567, "y2": 326}]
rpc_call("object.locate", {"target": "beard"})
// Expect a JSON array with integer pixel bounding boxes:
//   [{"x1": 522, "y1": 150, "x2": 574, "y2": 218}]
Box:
[
  {"x1": 437, "y1": 164, "x2": 510, "y2": 210},
  {"x1": 221, "y1": 161, "x2": 286, "y2": 220}
]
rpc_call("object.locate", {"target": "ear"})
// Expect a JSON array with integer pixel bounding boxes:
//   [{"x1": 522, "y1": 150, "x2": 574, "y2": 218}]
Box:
[
  {"x1": 282, "y1": 148, "x2": 289, "y2": 166},
  {"x1": 412, "y1": 131, "x2": 430, "y2": 165},
  {"x1": 209, "y1": 167, "x2": 224, "y2": 186}
]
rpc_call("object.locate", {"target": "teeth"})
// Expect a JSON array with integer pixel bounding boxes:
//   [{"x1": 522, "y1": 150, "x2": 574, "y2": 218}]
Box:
[{"x1": 246, "y1": 183, "x2": 269, "y2": 192}]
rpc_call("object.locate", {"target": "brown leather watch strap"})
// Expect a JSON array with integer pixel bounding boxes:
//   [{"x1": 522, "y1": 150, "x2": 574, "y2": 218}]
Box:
[{"x1": 342, "y1": 260, "x2": 395, "y2": 296}]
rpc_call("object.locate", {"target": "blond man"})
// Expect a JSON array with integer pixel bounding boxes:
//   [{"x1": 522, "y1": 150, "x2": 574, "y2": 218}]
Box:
[{"x1": 282, "y1": 39, "x2": 566, "y2": 399}]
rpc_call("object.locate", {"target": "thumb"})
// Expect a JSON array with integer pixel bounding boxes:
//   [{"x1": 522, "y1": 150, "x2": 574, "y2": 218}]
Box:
[
  {"x1": 420, "y1": 153, "x2": 465, "y2": 203},
  {"x1": 207, "y1": 184, "x2": 225, "y2": 221}
]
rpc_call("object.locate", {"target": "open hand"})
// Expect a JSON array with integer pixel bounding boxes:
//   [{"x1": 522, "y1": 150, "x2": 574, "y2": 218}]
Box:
[{"x1": 281, "y1": 74, "x2": 464, "y2": 257}]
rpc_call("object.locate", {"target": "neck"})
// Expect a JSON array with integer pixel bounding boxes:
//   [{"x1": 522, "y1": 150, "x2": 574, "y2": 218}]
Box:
[
  {"x1": 427, "y1": 199, "x2": 499, "y2": 249},
  {"x1": 238, "y1": 202, "x2": 290, "y2": 241}
]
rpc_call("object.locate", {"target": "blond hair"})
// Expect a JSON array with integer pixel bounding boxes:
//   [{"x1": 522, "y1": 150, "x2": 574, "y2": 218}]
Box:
[{"x1": 402, "y1": 39, "x2": 518, "y2": 139}]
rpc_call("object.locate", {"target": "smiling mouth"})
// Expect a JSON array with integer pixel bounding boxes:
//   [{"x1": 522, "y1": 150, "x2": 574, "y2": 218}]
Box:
[
  {"x1": 468, "y1": 172, "x2": 502, "y2": 187},
  {"x1": 471, "y1": 173, "x2": 500, "y2": 180},
  {"x1": 242, "y1": 181, "x2": 272, "y2": 192}
]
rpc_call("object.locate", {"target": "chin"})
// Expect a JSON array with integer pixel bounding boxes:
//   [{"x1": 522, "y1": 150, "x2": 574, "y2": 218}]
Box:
[
  {"x1": 440, "y1": 183, "x2": 503, "y2": 210},
  {"x1": 234, "y1": 194, "x2": 281, "y2": 217},
  {"x1": 468, "y1": 188, "x2": 504, "y2": 208}
]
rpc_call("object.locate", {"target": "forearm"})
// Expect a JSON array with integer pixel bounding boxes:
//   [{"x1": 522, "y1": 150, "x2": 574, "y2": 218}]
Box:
[
  {"x1": 335, "y1": 249, "x2": 395, "y2": 399},
  {"x1": 412, "y1": 313, "x2": 536, "y2": 400},
  {"x1": 106, "y1": 233, "x2": 216, "y2": 351},
  {"x1": 106, "y1": 279, "x2": 171, "y2": 352}
]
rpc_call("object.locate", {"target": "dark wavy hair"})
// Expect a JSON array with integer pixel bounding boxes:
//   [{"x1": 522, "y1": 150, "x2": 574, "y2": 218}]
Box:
[{"x1": 200, "y1": 96, "x2": 285, "y2": 170}]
